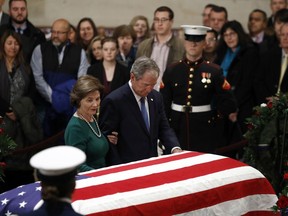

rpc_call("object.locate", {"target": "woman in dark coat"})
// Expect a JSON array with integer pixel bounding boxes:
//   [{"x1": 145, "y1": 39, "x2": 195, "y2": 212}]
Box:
[
  {"x1": 215, "y1": 20, "x2": 259, "y2": 134},
  {"x1": 0, "y1": 30, "x2": 43, "y2": 192}
]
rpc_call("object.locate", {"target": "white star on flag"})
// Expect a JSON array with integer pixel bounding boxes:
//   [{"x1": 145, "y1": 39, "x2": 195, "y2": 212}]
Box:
[
  {"x1": 35, "y1": 187, "x2": 41, "y2": 191},
  {"x1": 19, "y1": 201, "x2": 27, "y2": 208},
  {"x1": 18, "y1": 192, "x2": 25, "y2": 196},
  {"x1": 1, "y1": 198, "x2": 9, "y2": 205},
  {"x1": 5, "y1": 210, "x2": 12, "y2": 216}
]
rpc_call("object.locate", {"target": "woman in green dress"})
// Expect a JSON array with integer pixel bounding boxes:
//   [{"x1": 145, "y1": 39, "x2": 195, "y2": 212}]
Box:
[{"x1": 64, "y1": 75, "x2": 117, "y2": 171}]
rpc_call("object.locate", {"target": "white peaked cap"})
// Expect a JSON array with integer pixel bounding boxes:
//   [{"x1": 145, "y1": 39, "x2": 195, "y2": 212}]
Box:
[
  {"x1": 181, "y1": 25, "x2": 212, "y2": 35},
  {"x1": 30, "y1": 146, "x2": 86, "y2": 176}
]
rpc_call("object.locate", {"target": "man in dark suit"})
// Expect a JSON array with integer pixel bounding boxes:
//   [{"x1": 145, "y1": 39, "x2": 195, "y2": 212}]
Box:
[
  {"x1": 99, "y1": 56, "x2": 181, "y2": 165},
  {"x1": 255, "y1": 22, "x2": 288, "y2": 104},
  {"x1": 248, "y1": 9, "x2": 274, "y2": 55}
]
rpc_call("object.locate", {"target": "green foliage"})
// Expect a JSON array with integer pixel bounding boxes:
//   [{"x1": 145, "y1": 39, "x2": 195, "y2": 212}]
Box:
[
  {"x1": 0, "y1": 117, "x2": 17, "y2": 182},
  {"x1": 243, "y1": 93, "x2": 288, "y2": 192}
]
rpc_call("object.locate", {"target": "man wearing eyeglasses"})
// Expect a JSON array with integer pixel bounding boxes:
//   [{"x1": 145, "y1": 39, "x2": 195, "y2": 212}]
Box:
[
  {"x1": 136, "y1": 6, "x2": 185, "y2": 91},
  {"x1": 31, "y1": 18, "x2": 89, "y2": 137},
  {"x1": 161, "y1": 25, "x2": 237, "y2": 154}
]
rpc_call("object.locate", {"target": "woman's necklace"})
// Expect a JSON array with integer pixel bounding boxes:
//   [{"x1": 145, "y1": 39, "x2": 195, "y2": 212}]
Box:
[
  {"x1": 5, "y1": 58, "x2": 14, "y2": 73},
  {"x1": 79, "y1": 114, "x2": 101, "y2": 138}
]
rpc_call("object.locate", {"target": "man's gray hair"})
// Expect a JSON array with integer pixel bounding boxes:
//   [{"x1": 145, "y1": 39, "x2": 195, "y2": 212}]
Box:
[{"x1": 130, "y1": 56, "x2": 160, "y2": 80}]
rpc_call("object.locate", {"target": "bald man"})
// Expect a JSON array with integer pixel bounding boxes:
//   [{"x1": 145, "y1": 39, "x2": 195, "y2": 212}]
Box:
[{"x1": 31, "y1": 18, "x2": 89, "y2": 137}]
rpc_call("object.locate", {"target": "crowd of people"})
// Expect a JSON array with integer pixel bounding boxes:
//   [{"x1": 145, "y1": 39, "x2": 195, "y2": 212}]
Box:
[{"x1": 0, "y1": 0, "x2": 286, "y2": 193}]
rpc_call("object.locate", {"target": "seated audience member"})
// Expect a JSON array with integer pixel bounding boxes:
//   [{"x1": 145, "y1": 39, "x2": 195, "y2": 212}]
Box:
[
  {"x1": 87, "y1": 37, "x2": 130, "y2": 98},
  {"x1": 255, "y1": 22, "x2": 288, "y2": 104},
  {"x1": 270, "y1": 8, "x2": 288, "y2": 46},
  {"x1": 248, "y1": 9, "x2": 273, "y2": 55},
  {"x1": 267, "y1": 0, "x2": 287, "y2": 31},
  {"x1": 65, "y1": 75, "x2": 117, "y2": 171},
  {"x1": 31, "y1": 18, "x2": 89, "y2": 137},
  {"x1": 129, "y1": 15, "x2": 151, "y2": 49},
  {"x1": 215, "y1": 20, "x2": 259, "y2": 134},
  {"x1": 209, "y1": 5, "x2": 228, "y2": 34},
  {"x1": 76, "y1": 17, "x2": 98, "y2": 51},
  {"x1": 99, "y1": 56, "x2": 181, "y2": 165},
  {"x1": 113, "y1": 24, "x2": 137, "y2": 70},
  {"x1": 203, "y1": 29, "x2": 218, "y2": 62},
  {"x1": 87, "y1": 36, "x2": 104, "y2": 65},
  {"x1": 0, "y1": 30, "x2": 43, "y2": 192},
  {"x1": 202, "y1": 3, "x2": 217, "y2": 27},
  {"x1": 0, "y1": 0, "x2": 9, "y2": 26},
  {"x1": 68, "y1": 23, "x2": 77, "y2": 43},
  {"x1": 22, "y1": 146, "x2": 86, "y2": 216},
  {"x1": 97, "y1": 25, "x2": 106, "y2": 37}
]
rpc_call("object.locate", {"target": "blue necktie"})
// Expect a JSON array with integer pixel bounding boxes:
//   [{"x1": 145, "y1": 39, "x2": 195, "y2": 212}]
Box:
[{"x1": 140, "y1": 97, "x2": 149, "y2": 130}]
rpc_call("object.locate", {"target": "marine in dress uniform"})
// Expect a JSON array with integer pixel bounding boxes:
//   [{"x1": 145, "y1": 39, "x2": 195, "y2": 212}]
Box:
[
  {"x1": 22, "y1": 146, "x2": 86, "y2": 216},
  {"x1": 161, "y1": 25, "x2": 238, "y2": 153}
]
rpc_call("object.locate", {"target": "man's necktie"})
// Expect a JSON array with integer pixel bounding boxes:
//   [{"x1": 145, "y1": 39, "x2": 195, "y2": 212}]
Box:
[
  {"x1": 17, "y1": 28, "x2": 22, "y2": 34},
  {"x1": 278, "y1": 55, "x2": 288, "y2": 94},
  {"x1": 140, "y1": 97, "x2": 149, "y2": 131}
]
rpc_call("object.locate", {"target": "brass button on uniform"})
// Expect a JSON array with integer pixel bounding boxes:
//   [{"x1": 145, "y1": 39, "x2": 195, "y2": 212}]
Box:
[
  {"x1": 189, "y1": 74, "x2": 193, "y2": 78},
  {"x1": 187, "y1": 95, "x2": 192, "y2": 99},
  {"x1": 189, "y1": 81, "x2": 192, "y2": 85},
  {"x1": 187, "y1": 102, "x2": 191, "y2": 106},
  {"x1": 188, "y1": 88, "x2": 192, "y2": 92},
  {"x1": 189, "y1": 68, "x2": 194, "y2": 72}
]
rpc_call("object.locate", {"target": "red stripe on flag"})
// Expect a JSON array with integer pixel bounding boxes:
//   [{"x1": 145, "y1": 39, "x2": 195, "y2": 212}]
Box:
[
  {"x1": 73, "y1": 157, "x2": 248, "y2": 201},
  {"x1": 85, "y1": 178, "x2": 275, "y2": 216},
  {"x1": 83, "y1": 151, "x2": 204, "y2": 178}
]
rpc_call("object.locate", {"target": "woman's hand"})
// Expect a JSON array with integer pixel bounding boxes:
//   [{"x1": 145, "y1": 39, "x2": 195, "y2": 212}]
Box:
[
  {"x1": 6, "y1": 111, "x2": 17, "y2": 121},
  {"x1": 107, "y1": 131, "x2": 118, "y2": 145}
]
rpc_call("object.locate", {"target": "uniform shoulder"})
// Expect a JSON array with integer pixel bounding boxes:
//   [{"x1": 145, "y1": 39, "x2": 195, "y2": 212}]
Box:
[{"x1": 166, "y1": 59, "x2": 184, "y2": 69}]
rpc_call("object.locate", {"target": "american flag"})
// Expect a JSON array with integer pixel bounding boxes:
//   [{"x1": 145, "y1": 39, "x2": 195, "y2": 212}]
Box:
[{"x1": 0, "y1": 151, "x2": 279, "y2": 215}]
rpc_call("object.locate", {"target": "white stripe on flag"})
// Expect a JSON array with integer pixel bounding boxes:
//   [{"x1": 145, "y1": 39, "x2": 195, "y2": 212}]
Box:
[{"x1": 76, "y1": 152, "x2": 227, "y2": 189}]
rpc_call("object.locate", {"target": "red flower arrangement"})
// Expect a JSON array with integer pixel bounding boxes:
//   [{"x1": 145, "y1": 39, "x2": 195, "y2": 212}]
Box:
[
  {"x1": 0, "y1": 116, "x2": 16, "y2": 182},
  {"x1": 272, "y1": 173, "x2": 288, "y2": 214}
]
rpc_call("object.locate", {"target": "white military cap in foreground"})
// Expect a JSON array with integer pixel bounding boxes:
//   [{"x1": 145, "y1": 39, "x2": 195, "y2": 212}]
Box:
[{"x1": 30, "y1": 146, "x2": 86, "y2": 177}]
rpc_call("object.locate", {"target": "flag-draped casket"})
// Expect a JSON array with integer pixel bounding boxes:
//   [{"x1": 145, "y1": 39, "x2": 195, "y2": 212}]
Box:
[{"x1": 0, "y1": 151, "x2": 278, "y2": 215}]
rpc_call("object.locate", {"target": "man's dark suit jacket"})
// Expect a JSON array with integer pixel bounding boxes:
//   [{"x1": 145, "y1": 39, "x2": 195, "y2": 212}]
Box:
[
  {"x1": 0, "y1": 12, "x2": 9, "y2": 26},
  {"x1": 254, "y1": 45, "x2": 288, "y2": 104},
  {"x1": 99, "y1": 83, "x2": 180, "y2": 165}
]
